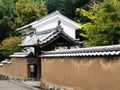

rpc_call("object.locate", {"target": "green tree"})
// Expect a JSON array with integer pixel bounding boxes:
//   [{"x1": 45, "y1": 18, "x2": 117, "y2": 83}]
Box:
[
  {"x1": 78, "y1": 0, "x2": 120, "y2": 46},
  {"x1": 10, "y1": 0, "x2": 47, "y2": 30},
  {"x1": 0, "y1": 0, "x2": 47, "y2": 60},
  {"x1": 0, "y1": 37, "x2": 22, "y2": 60},
  {"x1": 46, "y1": 0, "x2": 89, "y2": 20},
  {"x1": 0, "y1": 0, "x2": 15, "y2": 42}
]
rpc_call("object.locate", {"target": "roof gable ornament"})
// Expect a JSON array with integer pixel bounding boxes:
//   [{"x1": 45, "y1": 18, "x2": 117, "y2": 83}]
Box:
[
  {"x1": 37, "y1": 39, "x2": 41, "y2": 45},
  {"x1": 58, "y1": 20, "x2": 61, "y2": 26}
]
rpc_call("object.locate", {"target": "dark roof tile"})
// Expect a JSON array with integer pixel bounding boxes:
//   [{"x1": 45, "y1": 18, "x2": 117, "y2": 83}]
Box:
[
  {"x1": 19, "y1": 25, "x2": 82, "y2": 47},
  {"x1": 41, "y1": 45, "x2": 120, "y2": 57}
]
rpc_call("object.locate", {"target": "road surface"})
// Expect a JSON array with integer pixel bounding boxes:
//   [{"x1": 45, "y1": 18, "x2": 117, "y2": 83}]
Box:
[{"x1": 0, "y1": 80, "x2": 37, "y2": 90}]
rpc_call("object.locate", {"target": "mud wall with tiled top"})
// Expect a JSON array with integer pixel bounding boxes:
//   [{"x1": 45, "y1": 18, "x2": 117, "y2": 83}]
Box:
[
  {"x1": 0, "y1": 66, "x2": 3, "y2": 74},
  {"x1": 3, "y1": 63, "x2": 11, "y2": 76},
  {"x1": 10, "y1": 57, "x2": 28, "y2": 79},
  {"x1": 0, "y1": 57, "x2": 28, "y2": 79},
  {"x1": 41, "y1": 56, "x2": 120, "y2": 90}
]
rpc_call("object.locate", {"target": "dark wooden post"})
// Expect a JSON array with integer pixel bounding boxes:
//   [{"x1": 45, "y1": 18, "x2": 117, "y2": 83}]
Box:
[{"x1": 34, "y1": 46, "x2": 41, "y2": 80}]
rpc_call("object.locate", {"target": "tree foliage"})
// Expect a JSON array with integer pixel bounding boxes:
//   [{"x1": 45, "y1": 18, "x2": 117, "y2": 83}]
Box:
[
  {"x1": 0, "y1": 0, "x2": 15, "y2": 42},
  {"x1": 0, "y1": 37, "x2": 22, "y2": 60},
  {"x1": 46, "y1": 0, "x2": 89, "y2": 20},
  {"x1": 78, "y1": 0, "x2": 120, "y2": 46},
  {"x1": 0, "y1": 0, "x2": 47, "y2": 60},
  {"x1": 10, "y1": 0, "x2": 47, "y2": 30}
]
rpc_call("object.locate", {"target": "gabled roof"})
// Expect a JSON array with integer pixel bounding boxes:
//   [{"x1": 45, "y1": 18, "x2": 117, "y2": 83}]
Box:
[
  {"x1": 41, "y1": 45, "x2": 120, "y2": 57},
  {"x1": 19, "y1": 25, "x2": 82, "y2": 47},
  {"x1": 16, "y1": 10, "x2": 79, "y2": 32}
]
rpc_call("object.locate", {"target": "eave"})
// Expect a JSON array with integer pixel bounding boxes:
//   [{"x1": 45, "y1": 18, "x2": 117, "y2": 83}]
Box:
[
  {"x1": 16, "y1": 10, "x2": 80, "y2": 33},
  {"x1": 19, "y1": 25, "x2": 82, "y2": 48}
]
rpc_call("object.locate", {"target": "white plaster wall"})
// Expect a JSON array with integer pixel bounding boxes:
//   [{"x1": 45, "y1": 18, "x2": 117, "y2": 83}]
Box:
[
  {"x1": 23, "y1": 36, "x2": 31, "y2": 43},
  {"x1": 36, "y1": 20, "x2": 58, "y2": 32},
  {"x1": 22, "y1": 36, "x2": 34, "y2": 52},
  {"x1": 35, "y1": 17, "x2": 77, "y2": 39}
]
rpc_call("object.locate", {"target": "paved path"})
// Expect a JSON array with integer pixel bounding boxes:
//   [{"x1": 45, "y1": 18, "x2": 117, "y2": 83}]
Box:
[{"x1": 0, "y1": 80, "x2": 38, "y2": 90}]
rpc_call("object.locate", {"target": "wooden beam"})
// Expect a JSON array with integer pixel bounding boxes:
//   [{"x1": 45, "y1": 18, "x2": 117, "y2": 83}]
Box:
[{"x1": 34, "y1": 46, "x2": 41, "y2": 80}]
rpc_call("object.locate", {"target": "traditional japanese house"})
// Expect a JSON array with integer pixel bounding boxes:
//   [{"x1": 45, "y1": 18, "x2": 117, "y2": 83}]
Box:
[
  {"x1": 17, "y1": 24, "x2": 82, "y2": 80},
  {"x1": 10, "y1": 10, "x2": 82, "y2": 80}
]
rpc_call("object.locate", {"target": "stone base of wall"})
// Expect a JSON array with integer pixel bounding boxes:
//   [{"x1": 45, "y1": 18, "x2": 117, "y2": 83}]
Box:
[
  {"x1": 39, "y1": 80, "x2": 73, "y2": 90},
  {"x1": 0, "y1": 74, "x2": 71, "y2": 90},
  {"x1": 0, "y1": 74, "x2": 27, "y2": 82}
]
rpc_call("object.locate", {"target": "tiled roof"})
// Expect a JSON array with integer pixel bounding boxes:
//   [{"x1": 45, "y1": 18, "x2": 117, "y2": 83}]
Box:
[
  {"x1": 10, "y1": 52, "x2": 31, "y2": 57},
  {"x1": 19, "y1": 25, "x2": 82, "y2": 47},
  {"x1": 1, "y1": 59, "x2": 11, "y2": 64},
  {"x1": 16, "y1": 11, "x2": 60, "y2": 32},
  {"x1": 41, "y1": 45, "x2": 120, "y2": 57},
  {"x1": 0, "y1": 64, "x2": 3, "y2": 67},
  {"x1": 1, "y1": 61, "x2": 11, "y2": 64},
  {"x1": 16, "y1": 10, "x2": 78, "y2": 32}
]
